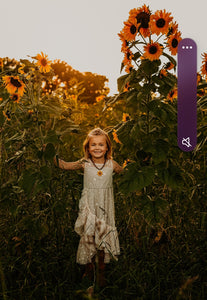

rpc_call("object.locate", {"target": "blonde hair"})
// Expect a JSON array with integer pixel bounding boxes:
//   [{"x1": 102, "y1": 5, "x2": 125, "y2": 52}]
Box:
[{"x1": 83, "y1": 128, "x2": 112, "y2": 159}]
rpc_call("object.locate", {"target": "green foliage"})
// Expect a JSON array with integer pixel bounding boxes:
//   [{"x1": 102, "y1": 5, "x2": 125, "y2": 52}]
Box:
[
  {"x1": 119, "y1": 163, "x2": 155, "y2": 193},
  {"x1": 43, "y1": 143, "x2": 56, "y2": 160},
  {"x1": 139, "y1": 59, "x2": 161, "y2": 76}
]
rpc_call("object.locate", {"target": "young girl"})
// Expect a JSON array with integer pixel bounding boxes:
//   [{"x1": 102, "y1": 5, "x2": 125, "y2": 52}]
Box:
[{"x1": 54, "y1": 128, "x2": 123, "y2": 286}]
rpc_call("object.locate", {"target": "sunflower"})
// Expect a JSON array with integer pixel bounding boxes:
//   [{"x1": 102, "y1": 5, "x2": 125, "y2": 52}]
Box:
[
  {"x1": 128, "y1": 5, "x2": 151, "y2": 38},
  {"x1": 149, "y1": 9, "x2": 173, "y2": 35},
  {"x1": 10, "y1": 93, "x2": 21, "y2": 103},
  {"x1": 167, "y1": 31, "x2": 182, "y2": 55},
  {"x1": 71, "y1": 94, "x2": 77, "y2": 101},
  {"x1": 123, "y1": 49, "x2": 134, "y2": 66},
  {"x1": 18, "y1": 63, "x2": 25, "y2": 74},
  {"x1": 164, "y1": 61, "x2": 174, "y2": 70},
  {"x1": 123, "y1": 82, "x2": 130, "y2": 92},
  {"x1": 123, "y1": 159, "x2": 131, "y2": 168},
  {"x1": 118, "y1": 31, "x2": 130, "y2": 52},
  {"x1": 159, "y1": 69, "x2": 167, "y2": 78},
  {"x1": 0, "y1": 58, "x2": 3, "y2": 68},
  {"x1": 18, "y1": 63, "x2": 31, "y2": 75},
  {"x1": 197, "y1": 73, "x2": 202, "y2": 85},
  {"x1": 112, "y1": 129, "x2": 122, "y2": 144},
  {"x1": 3, "y1": 75, "x2": 25, "y2": 96},
  {"x1": 167, "y1": 88, "x2": 177, "y2": 102},
  {"x1": 142, "y1": 41, "x2": 163, "y2": 61},
  {"x1": 200, "y1": 53, "x2": 207, "y2": 79},
  {"x1": 36, "y1": 52, "x2": 52, "y2": 73},
  {"x1": 125, "y1": 62, "x2": 133, "y2": 73},
  {"x1": 3, "y1": 110, "x2": 11, "y2": 121},
  {"x1": 28, "y1": 109, "x2": 34, "y2": 115},
  {"x1": 96, "y1": 95, "x2": 105, "y2": 102},
  {"x1": 167, "y1": 21, "x2": 178, "y2": 37},
  {"x1": 122, "y1": 19, "x2": 138, "y2": 42},
  {"x1": 197, "y1": 89, "x2": 205, "y2": 97},
  {"x1": 122, "y1": 113, "x2": 130, "y2": 122}
]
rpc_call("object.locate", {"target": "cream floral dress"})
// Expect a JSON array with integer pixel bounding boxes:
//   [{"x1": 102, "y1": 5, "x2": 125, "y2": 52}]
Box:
[{"x1": 74, "y1": 159, "x2": 120, "y2": 264}]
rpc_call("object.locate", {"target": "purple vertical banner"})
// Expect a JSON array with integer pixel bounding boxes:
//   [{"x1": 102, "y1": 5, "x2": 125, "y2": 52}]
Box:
[{"x1": 177, "y1": 38, "x2": 197, "y2": 151}]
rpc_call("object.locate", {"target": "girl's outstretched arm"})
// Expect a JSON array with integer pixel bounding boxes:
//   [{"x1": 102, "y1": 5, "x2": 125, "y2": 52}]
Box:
[
  {"x1": 54, "y1": 155, "x2": 84, "y2": 170},
  {"x1": 112, "y1": 160, "x2": 124, "y2": 174}
]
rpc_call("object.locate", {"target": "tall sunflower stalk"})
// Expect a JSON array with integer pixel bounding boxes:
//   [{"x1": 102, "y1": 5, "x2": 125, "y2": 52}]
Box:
[
  {"x1": 117, "y1": 5, "x2": 181, "y2": 130},
  {"x1": 107, "y1": 5, "x2": 185, "y2": 220},
  {"x1": 108, "y1": 4, "x2": 182, "y2": 145}
]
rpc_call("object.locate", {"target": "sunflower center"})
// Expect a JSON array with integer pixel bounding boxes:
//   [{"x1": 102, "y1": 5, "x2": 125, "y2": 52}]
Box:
[
  {"x1": 127, "y1": 52, "x2": 131, "y2": 60},
  {"x1": 12, "y1": 94, "x2": 18, "y2": 101},
  {"x1": 172, "y1": 38, "x2": 178, "y2": 48},
  {"x1": 149, "y1": 45, "x2": 158, "y2": 54},
  {"x1": 130, "y1": 25, "x2": 137, "y2": 35},
  {"x1": 40, "y1": 58, "x2": 48, "y2": 67},
  {"x1": 136, "y1": 12, "x2": 150, "y2": 28},
  {"x1": 156, "y1": 18, "x2": 166, "y2": 28},
  {"x1": 10, "y1": 77, "x2": 22, "y2": 88}
]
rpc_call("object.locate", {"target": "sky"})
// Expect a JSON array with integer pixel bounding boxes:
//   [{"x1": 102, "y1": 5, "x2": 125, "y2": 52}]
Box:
[{"x1": 1, "y1": 0, "x2": 207, "y2": 95}]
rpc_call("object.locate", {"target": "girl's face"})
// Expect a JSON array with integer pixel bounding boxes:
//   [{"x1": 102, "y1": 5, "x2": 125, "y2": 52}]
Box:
[{"x1": 88, "y1": 135, "x2": 108, "y2": 160}]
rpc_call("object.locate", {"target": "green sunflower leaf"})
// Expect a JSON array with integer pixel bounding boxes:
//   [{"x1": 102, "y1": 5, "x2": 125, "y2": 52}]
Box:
[
  {"x1": 140, "y1": 195, "x2": 169, "y2": 225},
  {"x1": 152, "y1": 139, "x2": 169, "y2": 164},
  {"x1": 140, "y1": 59, "x2": 161, "y2": 76},
  {"x1": 40, "y1": 166, "x2": 52, "y2": 180},
  {"x1": 19, "y1": 169, "x2": 38, "y2": 195},
  {"x1": 117, "y1": 74, "x2": 130, "y2": 92},
  {"x1": 43, "y1": 143, "x2": 56, "y2": 161},
  {"x1": 119, "y1": 163, "x2": 155, "y2": 193},
  {"x1": 132, "y1": 51, "x2": 141, "y2": 62},
  {"x1": 158, "y1": 163, "x2": 183, "y2": 189},
  {"x1": 162, "y1": 52, "x2": 177, "y2": 68}
]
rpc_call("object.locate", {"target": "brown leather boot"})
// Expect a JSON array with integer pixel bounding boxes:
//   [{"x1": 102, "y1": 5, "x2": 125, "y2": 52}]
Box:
[
  {"x1": 82, "y1": 262, "x2": 94, "y2": 281},
  {"x1": 97, "y1": 250, "x2": 106, "y2": 287}
]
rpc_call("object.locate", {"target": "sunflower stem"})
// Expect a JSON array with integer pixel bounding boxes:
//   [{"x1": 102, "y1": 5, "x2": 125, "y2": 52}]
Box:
[
  {"x1": 146, "y1": 77, "x2": 152, "y2": 135},
  {"x1": 139, "y1": 31, "x2": 148, "y2": 45},
  {"x1": 155, "y1": 33, "x2": 165, "y2": 43},
  {"x1": 149, "y1": 34, "x2": 151, "y2": 44},
  {"x1": 134, "y1": 45, "x2": 143, "y2": 56},
  {"x1": 35, "y1": 79, "x2": 44, "y2": 147},
  {"x1": 134, "y1": 61, "x2": 140, "y2": 68}
]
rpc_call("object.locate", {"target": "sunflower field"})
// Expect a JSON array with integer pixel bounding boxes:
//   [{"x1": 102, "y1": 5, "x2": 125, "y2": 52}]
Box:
[{"x1": 0, "y1": 4, "x2": 207, "y2": 300}]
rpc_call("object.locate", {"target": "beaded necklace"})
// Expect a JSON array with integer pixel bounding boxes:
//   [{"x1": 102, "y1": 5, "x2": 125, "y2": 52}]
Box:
[{"x1": 91, "y1": 158, "x2": 106, "y2": 176}]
